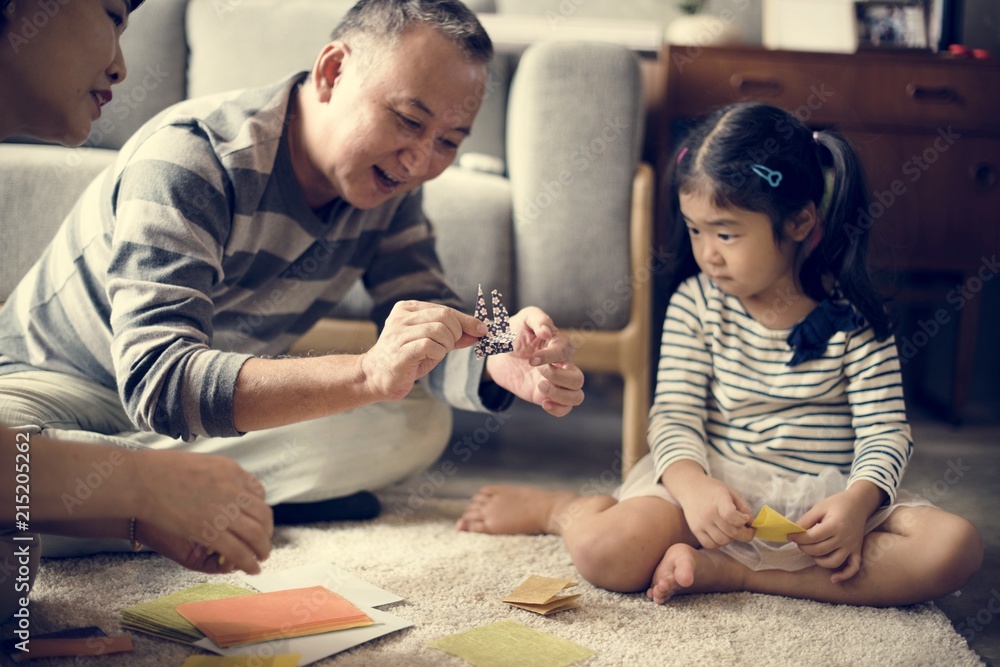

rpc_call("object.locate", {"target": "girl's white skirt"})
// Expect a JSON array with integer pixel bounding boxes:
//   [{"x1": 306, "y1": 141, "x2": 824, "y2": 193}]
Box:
[{"x1": 615, "y1": 451, "x2": 932, "y2": 571}]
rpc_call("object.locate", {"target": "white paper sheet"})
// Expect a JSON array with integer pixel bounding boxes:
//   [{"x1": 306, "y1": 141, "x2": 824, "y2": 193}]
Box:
[{"x1": 244, "y1": 562, "x2": 403, "y2": 608}]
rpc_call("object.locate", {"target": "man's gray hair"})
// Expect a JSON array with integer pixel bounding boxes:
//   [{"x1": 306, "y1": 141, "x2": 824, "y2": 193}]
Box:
[{"x1": 330, "y1": 0, "x2": 493, "y2": 65}]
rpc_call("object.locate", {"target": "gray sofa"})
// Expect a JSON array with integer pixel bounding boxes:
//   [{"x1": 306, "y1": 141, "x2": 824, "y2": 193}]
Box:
[{"x1": 0, "y1": 0, "x2": 653, "y2": 470}]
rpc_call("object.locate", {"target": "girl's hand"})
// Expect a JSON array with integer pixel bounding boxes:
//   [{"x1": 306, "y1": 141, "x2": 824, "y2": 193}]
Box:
[
  {"x1": 788, "y1": 484, "x2": 882, "y2": 583},
  {"x1": 673, "y1": 474, "x2": 755, "y2": 550}
]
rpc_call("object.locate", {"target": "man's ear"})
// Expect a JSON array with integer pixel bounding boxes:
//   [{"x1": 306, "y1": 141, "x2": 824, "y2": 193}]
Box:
[
  {"x1": 311, "y1": 42, "x2": 350, "y2": 103},
  {"x1": 784, "y1": 202, "x2": 818, "y2": 243}
]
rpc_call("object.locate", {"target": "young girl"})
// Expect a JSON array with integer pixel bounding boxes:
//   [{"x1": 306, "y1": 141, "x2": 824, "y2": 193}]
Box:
[{"x1": 457, "y1": 102, "x2": 983, "y2": 607}]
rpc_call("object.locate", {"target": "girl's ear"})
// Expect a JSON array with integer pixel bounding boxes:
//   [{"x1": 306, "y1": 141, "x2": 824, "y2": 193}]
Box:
[{"x1": 784, "y1": 202, "x2": 818, "y2": 243}]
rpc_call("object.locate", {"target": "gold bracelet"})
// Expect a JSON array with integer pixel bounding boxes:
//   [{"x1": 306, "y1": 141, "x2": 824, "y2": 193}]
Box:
[{"x1": 129, "y1": 517, "x2": 142, "y2": 552}]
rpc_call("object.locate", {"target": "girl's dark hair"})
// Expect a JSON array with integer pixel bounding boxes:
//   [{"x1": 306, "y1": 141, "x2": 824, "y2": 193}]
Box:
[
  {"x1": 330, "y1": 0, "x2": 493, "y2": 65},
  {"x1": 668, "y1": 102, "x2": 890, "y2": 339}
]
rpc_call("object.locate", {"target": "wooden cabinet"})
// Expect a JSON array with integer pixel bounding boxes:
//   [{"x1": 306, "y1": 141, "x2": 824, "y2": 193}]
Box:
[{"x1": 651, "y1": 45, "x2": 1000, "y2": 421}]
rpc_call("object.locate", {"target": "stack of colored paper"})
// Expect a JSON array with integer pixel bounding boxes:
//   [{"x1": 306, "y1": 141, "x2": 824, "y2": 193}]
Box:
[
  {"x1": 120, "y1": 583, "x2": 256, "y2": 643},
  {"x1": 501, "y1": 576, "x2": 581, "y2": 615},
  {"x1": 176, "y1": 586, "x2": 374, "y2": 648}
]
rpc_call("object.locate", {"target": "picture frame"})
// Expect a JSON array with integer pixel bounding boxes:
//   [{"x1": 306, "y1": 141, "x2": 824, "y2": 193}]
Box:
[
  {"x1": 854, "y1": 0, "x2": 930, "y2": 50},
  {"x1": 924, "y1": 0, "x2": 960, "y2": 52}
]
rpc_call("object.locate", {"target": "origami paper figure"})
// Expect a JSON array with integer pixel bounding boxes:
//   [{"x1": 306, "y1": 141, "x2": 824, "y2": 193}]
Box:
[
  {"x1": 474, "y1": 285, "x2": 516, "y2": 360},
  {"x1": 751, "y1": 505, "x2": 806, "y2": 542}
]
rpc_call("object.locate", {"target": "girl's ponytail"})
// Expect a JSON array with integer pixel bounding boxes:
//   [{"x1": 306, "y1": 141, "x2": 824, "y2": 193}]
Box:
[{"x1": 808, "y1": 132, "x2": 891, "y2": 340}]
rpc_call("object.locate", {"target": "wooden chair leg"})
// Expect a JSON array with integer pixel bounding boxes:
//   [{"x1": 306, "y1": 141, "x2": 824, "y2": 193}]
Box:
[{"x1": 621, "y1": 367, "x2": 649, "y2": 477}]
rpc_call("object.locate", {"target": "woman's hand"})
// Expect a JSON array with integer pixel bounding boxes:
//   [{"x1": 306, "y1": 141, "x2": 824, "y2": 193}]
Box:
[{"x1": 131, "y1": 449, "x2": 274, "y2": 575}]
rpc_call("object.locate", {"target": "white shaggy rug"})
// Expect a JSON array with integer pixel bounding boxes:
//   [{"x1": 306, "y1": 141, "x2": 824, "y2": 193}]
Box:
[{"x1": 3, "y1": 496, "x2": 984, "y2": 666}]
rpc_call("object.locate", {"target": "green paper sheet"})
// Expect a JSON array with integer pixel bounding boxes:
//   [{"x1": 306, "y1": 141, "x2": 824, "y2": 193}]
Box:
[
  {"x1": 120, "y1": 582, "x2": 255, "y2": 644},
  {"x1": 427, "y1": 619, "x2": 595, "y2": 667}
]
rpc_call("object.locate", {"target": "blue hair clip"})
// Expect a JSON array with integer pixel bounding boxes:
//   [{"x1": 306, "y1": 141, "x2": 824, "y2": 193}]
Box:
[{"x1": 751, "y1": 164, "x2": 782, "y2": 188}]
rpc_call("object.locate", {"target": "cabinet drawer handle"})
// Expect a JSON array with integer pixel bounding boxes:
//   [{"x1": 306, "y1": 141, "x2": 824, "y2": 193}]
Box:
[
  {"x1": 906, "y1": 83, "x2": 957, "y2": 104},
  {"x1": 730, "y1": 74, "x2": 783, "y2": 97},
  {"x1": 970, "y1": 162, "x2": 997, "y2": 190}
]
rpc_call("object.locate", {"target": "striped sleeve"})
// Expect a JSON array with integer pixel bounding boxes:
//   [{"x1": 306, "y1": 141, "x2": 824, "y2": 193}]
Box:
[
  {"x1": 361, "y1": 187, "x2": 501, "y2": 413},
  {"x1": 842, "y1": 328, "x2": 913, "y2": 503},
  {"x1": 648, "y1": 277, "x2": 712, "y2": 480},
  {"x1": 107, "y1": 125, "x2": 252, "y2": 440}
]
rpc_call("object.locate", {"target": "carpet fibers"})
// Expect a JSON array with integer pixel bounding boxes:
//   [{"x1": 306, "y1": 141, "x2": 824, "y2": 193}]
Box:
[{"x1": 3, "y1": 496, "x2": 983, "y2": 666}]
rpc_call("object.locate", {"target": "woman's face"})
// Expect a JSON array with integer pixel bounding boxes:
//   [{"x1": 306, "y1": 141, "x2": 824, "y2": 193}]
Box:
[{"x1": 0, "y1": 0, "x2": 131, "y2": 145}]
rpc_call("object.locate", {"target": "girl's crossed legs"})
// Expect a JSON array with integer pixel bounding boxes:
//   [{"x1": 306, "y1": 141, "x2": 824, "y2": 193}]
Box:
[
  {"x1": 458, "y1": 486, "x2": 983, "y2": 607},
  {"x1": 458, "y1": 486, "x2": 699, "y2": 592}
]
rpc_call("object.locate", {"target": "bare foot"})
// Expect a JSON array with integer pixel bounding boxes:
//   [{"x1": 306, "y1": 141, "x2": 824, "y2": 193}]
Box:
[
  {"x1": 646, "y1": 544, "x2": 746, "y2": 604},
  {"x1": 456, "y1": 485, "x2": 579, "y2": 535}
]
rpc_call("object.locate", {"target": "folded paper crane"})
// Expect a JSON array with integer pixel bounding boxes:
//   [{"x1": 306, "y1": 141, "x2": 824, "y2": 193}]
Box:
[{"x1": 473, "y1": 285, "x2": 516, "y2": 360}]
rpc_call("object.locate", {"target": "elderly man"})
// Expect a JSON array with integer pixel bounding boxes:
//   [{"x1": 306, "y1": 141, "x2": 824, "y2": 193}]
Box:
[{"x1": 0, "y1": 0, "x2": 584, "y2": 556}]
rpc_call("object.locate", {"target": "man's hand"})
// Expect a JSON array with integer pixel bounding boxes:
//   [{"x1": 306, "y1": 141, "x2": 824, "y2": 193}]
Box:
[
  {"x1": 361, "y1": 300, "x2": 487, "y2": 401},
  {"x1": 131, "y1": 449, "x2": 273, "y2": 576},
  {"x1": 483, "y1": 307, "x2": 584, "y2": 417},
  {"x1": 788, "y1": 483, "x2": 883, "y2": 583}
]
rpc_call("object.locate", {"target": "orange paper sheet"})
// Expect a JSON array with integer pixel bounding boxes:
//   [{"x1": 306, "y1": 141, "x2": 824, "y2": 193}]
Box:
[
  {"x1": 175, "y1": 586, "x2": 373, "y2": 648},
  {"x1": 751, "y1": 505, "x2": 806, "y2": 542}
]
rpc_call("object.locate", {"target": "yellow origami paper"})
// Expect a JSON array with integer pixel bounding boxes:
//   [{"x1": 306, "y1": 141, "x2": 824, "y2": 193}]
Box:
[
  {"x1": 502, "y1": 576, "x2": 581, "y2": 615},
  {"x1": 751, "y1": 505, "x2": 806, "y2": 542}
]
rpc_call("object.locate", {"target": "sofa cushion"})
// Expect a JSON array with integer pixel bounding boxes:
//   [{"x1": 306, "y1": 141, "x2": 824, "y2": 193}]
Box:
[
  {"x1": 423, "y1": 166, "x2": 514, "y2": 308},
  {"x1": 185, "y1": 0, "x2": 507, "y2": 166},
  {"x1": 0, "y1": 145, "x2": 117, "y2": 300},
  {"x1": 507, "y1": 41, "x2": 644, "y2": 330}
]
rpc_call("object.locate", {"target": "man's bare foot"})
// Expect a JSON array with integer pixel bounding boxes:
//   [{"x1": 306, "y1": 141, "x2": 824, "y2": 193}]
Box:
[
  {"x1": 456, "y1": 485, "x2": 579, "y2": 535},
  {"x1": 646, "y1": 544, "x2": 746, "y2": 604}
]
